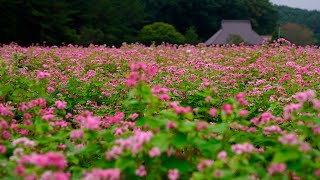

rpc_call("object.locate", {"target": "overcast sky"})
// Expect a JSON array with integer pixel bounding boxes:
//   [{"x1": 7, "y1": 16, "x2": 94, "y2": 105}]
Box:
[{"x1": 270, "y1": 0, "x2": 320, "y2": 10}]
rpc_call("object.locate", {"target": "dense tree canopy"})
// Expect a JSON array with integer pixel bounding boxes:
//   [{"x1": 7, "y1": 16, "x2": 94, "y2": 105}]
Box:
[
  {"x1": 275, "y1": 5, "x2": 320, "y2": 45},
  {"x1": 4, "y1": 0, "x2": 319, "y2": 46}
]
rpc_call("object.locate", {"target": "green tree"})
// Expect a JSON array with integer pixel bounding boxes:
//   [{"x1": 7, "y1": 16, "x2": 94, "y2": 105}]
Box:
[
  {"x1": 185, "y1": 26, "x2": 199, "y2": 45},
  {"x1": 139, "y1": 22, "x2": 185, "y2": 45},
  {"x1": 280, "y1": 23, "x2": 316, "y2": 45}
]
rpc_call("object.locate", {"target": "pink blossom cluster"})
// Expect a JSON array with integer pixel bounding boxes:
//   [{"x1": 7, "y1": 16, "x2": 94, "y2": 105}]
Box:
[
  {"x1": 19, "y1": 152, "x2": 67, "y2": 169},
  {"x1": 151, "y1": 84, "x2": 170, "y2": 101},
  {"x1": 263, "y1": 125, "x2": 284, "y2": 136},
  {"x1": 267, "y1": 163, "x2": 286, "y2": 175},
  {"x1": 231, "y1": 142, "x2": 256, "y2": 155},
  {"x1": 197, "y1": 159, "x2": 214, "y2": 172},
  {"x1": 126, "y1": 62, "x2": 158, "y2": 86},
  {"x1": 83, "y1": 168, "x2": 120, "y2": 180},
  {"x1": 106, "y1": 130, "x2": 153, "y2": 159},
  {"x1": 169, "y1": 101, "x2": 192, "y2": 115}
]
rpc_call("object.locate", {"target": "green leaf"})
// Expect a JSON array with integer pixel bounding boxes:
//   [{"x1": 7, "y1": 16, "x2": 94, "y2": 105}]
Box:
[
  {"x1": 209, "y1": 123, "x2": 228, "y2": 133},
  {"x1": 162, "y1": 157, "x2": 191, "y2": 173},
  {"x1": 151, "y1": 132, "x2": 170, "y2": 151},
  {"x1": 273, "y1": 151, "x2": 300, "y2": 163},
  {"x1": 171, "y1": 132, "x2": 188, "y2": 148}
]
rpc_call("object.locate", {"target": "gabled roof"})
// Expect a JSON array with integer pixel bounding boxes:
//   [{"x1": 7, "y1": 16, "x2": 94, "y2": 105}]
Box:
[{"x1": 205, "y1": 20, "x2": 264, "y2": 45}]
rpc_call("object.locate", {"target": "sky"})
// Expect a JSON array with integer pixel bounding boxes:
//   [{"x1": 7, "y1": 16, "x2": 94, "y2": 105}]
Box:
[{"x1": 270, "y1": 0, "x2": 320, "y2": 11}]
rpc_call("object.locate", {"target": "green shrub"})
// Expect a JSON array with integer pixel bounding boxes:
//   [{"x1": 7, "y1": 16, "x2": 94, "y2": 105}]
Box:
[{"x1": 139, "y1": 22, "x2": 185, "y2": 45}]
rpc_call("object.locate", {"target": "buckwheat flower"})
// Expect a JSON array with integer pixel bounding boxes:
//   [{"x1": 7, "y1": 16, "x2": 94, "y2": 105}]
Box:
[
  {"x1": 314, "y1": 169, "x2": 320, "y2": 177},
  {"x1": 55, "y1": 101, "x2": 67, "y2": 109},
  {"x1": 168, "y1": 169, "x2": 180, "y2": 180},
  {"x1": 12, "y1": 137, "x2": 36, "y2": 147},
  {"x1": 239, "y1": 110, "x2": 249, "y2": 117},
  {"x1": 217, "y1": 151, "x2": 227, "y2": 160},
  {"x1": 41, "y1": 171, "x2": 70, "y2": 180},
  {"x1": 83, "y1": 168, "x2": 120, "y2": 180},
  {"x1": 299, "y1": 142, "x2": 311, "y2": 152},
  {"x1": 135, "y1": 165, "x2": 147, "y2": 177},
  {"x1": 221, "y1": 104, "x2": 233, "y2": 115},
  {"x1": 81, "y1": 115, "x2": 100, "y2": 130},
  {"x1": 293, "y1": 90, "x2": 316, "y2": 103},
  {"x1": 2, "y1": 131, "x2": 11, "y2": 139},
  {"x1": 14, "y1": 165, "x2": 26, "y2": 176},
  {"x1": 47, "y1": 87, "x2": 55, "y2": 93},
  {"x1": 278, "y1": 133, "x2": 298, "y2": 145},
  {"x1": 196, "y1": 122, "x2": 208, "y2": 131},
  {"x1": 197, "y1": 159, "x2": 214, "y2": 172},
  {"x1": 42, "y1": 114, "x2": 55, "y2": 121},
  {"x1": 205, "y1": 96, "x2": 212, "y2": 102},
  {"x1": 149, "y1": 147, "x2": 161, "y2": 158},
  {"x1": 166, "y1": 121, "x2": 177, "y2": 130},
  {"x1": 0, "y1": 120, "x2": 8, "y2": 130},
  {"x1": 231, "y1": 142, "x2": 255, "y2": 155},
  {"x1": 267, "y1": 163, "x2": 286, "y2": 175},
  {"x1": 70, "y1": 130, "x2": 84, "y2": 139},
  {"x1": 263, "y1": 125, "x2": 283, "y2": 136},
  {"x1": 214, "y1": 170, "x2": 223, "y2": 178},
  {"x1": 209, "y1": 108, "x2": 217, "y2": 117},
  {"x1": 0, "y1": 144, "x2": 6, "y2": 154},
  {"x1": 129, "y1": 113, "x2": 139, "y2": 120},
  {"x1": 312, "y1": 99, "x2": 320, "y2": 110}
]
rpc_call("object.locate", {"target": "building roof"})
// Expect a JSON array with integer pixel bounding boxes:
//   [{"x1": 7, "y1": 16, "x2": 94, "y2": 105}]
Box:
[{"x1": 205, "y1": 20, "x2": 264, "y2": 45}]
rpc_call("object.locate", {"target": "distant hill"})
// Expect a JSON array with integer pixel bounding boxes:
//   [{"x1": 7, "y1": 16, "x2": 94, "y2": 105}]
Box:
[{"x1": 275, "y1": 5, "x2": 320, "y2": 45}]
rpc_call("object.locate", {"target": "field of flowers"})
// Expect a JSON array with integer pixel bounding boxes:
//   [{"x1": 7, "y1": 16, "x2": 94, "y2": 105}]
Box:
[{"x1": 0, "y1": 40, "x2": 320, "y2": 180}]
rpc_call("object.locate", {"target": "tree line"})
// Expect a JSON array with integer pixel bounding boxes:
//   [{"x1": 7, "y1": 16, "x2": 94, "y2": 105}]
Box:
[{"x1": 0, "y1": 0, "x2": 318, "y2": 46}]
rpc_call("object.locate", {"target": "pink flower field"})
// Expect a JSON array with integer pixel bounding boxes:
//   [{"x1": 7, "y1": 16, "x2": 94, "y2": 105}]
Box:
[{"x1": 0, "y1": 41, "x2": 320, "y2": 179}]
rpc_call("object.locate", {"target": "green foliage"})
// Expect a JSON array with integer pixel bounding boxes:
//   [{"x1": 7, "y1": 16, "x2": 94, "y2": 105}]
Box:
[
  {"x1": 226, "y1": 34, "x2": 245, "y2": 45},
  {"x1": 275, "y1": 5, "x2": 320, "y2": 45},
  {"x1": 185, "y1": 26, "x2": 199, "y2": 45},
  {"x1": 281, "y1": 23, "x2": 317, "y2": 45},
  {"x1": 139, "y1": 22, "x2": 185, "y2": 45}
]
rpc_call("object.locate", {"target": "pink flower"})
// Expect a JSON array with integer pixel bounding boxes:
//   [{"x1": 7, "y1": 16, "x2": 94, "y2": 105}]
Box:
[
  {"x1": 231, "y1": 142, "x2": 255, "y2": 155},
  {"x1": 166, "y1": 121, "x2": 177, "y2": 130},
  {"x1": 83, "y1": 168, "x2": 120, "y2": 180},
  {"x1": 2, "y1": 131, "x2": 11, "y2": 139},
  {"x1": 81, "y1": 115, "x2": 100, "y2": 130},
  {"x1": 36, "y1": 71, "x2": 51, "y2": 80},
  {"x1": 14, "y1": 165, "x2": 26, "y2": 176},
  {"x1": 267, "y1": 163, "x2": 286, "y2": 175},
  {"x1": 196, "y1": 122, "x2": 208, "y2": 131},
  {"x1": 0, "y1": 120, "x2": 8, "y2": 130},
  {"x1": 55, "y1": 101, "x2": 67, "y2": 109},
  {"x1": 293, "y1": 90, "x2": 315, "y2": 103},
  {"x1": 239, "y1": 110, "x2": 249, "y2": 117},
  {"x1": 149, "y1": 147, "x2": 161, "y2": 158},
  {"x1": 0, "y1": 144, "x2": 6, "y2": 154},
  {"x1": 168, "y1": 169, "x2": 180, "y2": 180},
  {"x1": 205, "y1": 96, "x2": 212, "y2": 102},
  {"x1": 278, "y1": 133, "x2": 298, "y2": 145},
  {"x1": 12, "y1": 137, "x2": 36, "y2": 147},
  {"x1": 299, "y1": 142, "x2": 311, "y2": 152},
  {"x1": 70, "y1": 129, "x2": 84, "y2": 139},
  {"x1": 314, "y1": 169, "x2": 320, "y2": 177},
  {"x1": 209, "y1": 108, "x2": 217, "y2": 117},
  {"x1": 41, "y1": 171, "x2": 70, "y2": 180},
  {"x1": 42, "y1": 114, "x2": 55, "y2": 121},
  {"x1": 221, "y1": 104, "x2": 233, "y2": 115},
  {"x1": 129, "y1": 113, "x2": 139, "y2": 120},
  {"x1": 47, "y1": 87, "x2": 55, "y2": 93},
  {"x1": 19, "y1": 152, "x2": 67, "y2": 169},
  {"x1": 217, "y1": 151, "x2": 227, "y2": 160},
  {"x1": 197, "y1": 159, "x2": 214, "y2": 172},
  {"x1": 135, "y1": 165, "x2": 147, "y2": 177}
]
